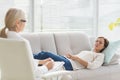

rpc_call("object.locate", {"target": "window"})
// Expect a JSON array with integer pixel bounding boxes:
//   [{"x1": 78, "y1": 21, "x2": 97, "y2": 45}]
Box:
[
  {"x1": 14, "y1": 0, "x2": 97, "y2": 36},
  {"x1": 34, "y1": 0, "x2": 95, "y2": 35}
]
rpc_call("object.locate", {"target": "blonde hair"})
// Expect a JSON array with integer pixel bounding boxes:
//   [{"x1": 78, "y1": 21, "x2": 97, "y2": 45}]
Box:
[{"x1": 0, "y1": 8, "x2": 25, "y2": 38}]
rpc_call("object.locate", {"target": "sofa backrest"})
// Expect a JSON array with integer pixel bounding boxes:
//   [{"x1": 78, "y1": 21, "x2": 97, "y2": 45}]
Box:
[
  {"x1": 21, "y1": 32, "x2": 57, "y2": 54},
  {"x1": 21, "y1": 32, "x2": 92, "y2": 55},
  {"x1": 54, "y1": 32, "x2": 91, "y2": 55}
]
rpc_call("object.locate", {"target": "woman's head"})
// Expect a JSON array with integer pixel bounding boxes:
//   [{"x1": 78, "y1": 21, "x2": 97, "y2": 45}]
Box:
[
  {"x1": 0, "y1": 8, "x2": 26, "y2": 38},
  {"x1": 94, "y1": 37, "x2": 109, "y2": 53}
]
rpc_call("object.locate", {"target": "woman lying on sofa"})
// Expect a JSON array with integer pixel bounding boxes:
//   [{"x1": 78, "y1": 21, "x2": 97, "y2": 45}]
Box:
[
  {"x1": 33, "y1": 37, "x2": 109, "y2": 70},
  {"x1": 0, "y1": 8, "x2": 109, "y2": 71},
  {"x1": 0, "y1": 8, "x2": 54, "y2": 73}
]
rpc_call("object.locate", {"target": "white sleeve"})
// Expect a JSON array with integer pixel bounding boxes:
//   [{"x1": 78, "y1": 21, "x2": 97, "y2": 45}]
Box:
[
  {"x1": 34, "y1": 59, "x2": 48, "y2": 74},
  {"x1": 37, "y1": 65, "x2": 48, "y2": 74},
  {"x1": 87, "y1": 54, "x2": 104, "y2": 69},
  {"x1": 34, "y1": 66, "x2": 48, "y2": 79},
  {"x1": 34, "y1": 59, "x2": 39, "y2": 68}
]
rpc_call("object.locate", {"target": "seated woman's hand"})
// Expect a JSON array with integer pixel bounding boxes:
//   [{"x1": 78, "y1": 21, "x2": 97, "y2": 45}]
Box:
[
  {"x1": 38, "y1": 58, "x2": 53, "y2": 65},
  {"x1": 45, "y1": 60, "x2": 54, "y2": 70}
]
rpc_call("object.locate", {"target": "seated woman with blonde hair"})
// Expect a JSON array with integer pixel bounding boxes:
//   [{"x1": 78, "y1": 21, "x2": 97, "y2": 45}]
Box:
[
  {"x1": 33, "y1": 37, "x2": 109, "y2": 70},
  {"x1": 0, "y1": 8, "x2": 54, "y2": 73}
]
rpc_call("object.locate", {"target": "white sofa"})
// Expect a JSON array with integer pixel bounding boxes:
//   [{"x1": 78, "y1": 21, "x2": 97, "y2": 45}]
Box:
[{"x1": 20, "y1": 32, "x2": 120, "y2": 80}]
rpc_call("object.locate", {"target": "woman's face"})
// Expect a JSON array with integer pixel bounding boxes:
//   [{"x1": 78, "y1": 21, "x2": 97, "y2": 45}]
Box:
[
  {"x1": 19, "y1": 19, "x2": 26, "y2": 31},
  {"x1": 16, "y1": 19, "x2": 26, "y2": 32},
  {"x1": 94, "y1": 37, "x2": 105, "y2": 53}
]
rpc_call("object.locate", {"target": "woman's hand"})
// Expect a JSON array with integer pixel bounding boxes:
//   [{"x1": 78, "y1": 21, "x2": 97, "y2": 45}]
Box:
[
  {"x1": 66, "y1": 53, "x2": 78, "y2": 60},
  {"x1": 66, "y1": 53, "x2": 88, "y2": 68}
]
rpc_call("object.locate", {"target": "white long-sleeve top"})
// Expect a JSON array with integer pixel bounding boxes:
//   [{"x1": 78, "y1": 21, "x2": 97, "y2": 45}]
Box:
[
  {"x1": 68, "y1": 51, "x2": 104, "y2": 70},
  {"x1": 7, "y1": 31, "x2": 48, "y2": 75}
]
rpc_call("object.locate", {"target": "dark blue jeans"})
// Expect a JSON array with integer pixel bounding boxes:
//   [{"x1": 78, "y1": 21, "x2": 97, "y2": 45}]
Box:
[{"x1": 33, "y1": 51, "x2": 73, "y2": 70}]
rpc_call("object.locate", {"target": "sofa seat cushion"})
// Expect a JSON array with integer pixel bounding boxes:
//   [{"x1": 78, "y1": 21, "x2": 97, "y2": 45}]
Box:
[{"x1": 71, "y1": 64, "x2": 120, "y2": 80}]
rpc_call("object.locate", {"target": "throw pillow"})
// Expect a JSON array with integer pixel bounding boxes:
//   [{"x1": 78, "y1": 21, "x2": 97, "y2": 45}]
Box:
[
  {"x1": 103, "y1": 40, "x2": 120, "y2": 64},
  {"x1": 103, "y1": 53, "x2": 120, "y2": 66}
]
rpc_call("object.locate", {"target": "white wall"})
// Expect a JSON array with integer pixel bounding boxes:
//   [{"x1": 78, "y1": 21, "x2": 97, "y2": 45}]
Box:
[
  {"x1": 0, "y1": 0, "x2": 14, "y2": 28},
  {"x1": 98, "y1": 0, "x2": 120, "y2": 41},
  {"x1": 98, "y1": 25, "x2": 120, "y2": 41}
]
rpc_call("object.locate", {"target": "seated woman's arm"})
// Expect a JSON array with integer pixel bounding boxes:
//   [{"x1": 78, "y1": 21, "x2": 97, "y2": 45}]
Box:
[{"x1": 34, "y1": 59, "x2": 54, "y2": 73}]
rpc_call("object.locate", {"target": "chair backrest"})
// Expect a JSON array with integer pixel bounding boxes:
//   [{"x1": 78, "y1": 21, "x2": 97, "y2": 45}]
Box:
[{"x1": 0, "y1": 38, "x2": 35, "y2": 80}]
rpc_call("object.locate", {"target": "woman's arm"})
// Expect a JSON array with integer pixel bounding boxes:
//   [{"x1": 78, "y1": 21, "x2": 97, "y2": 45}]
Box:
[
  {"x1": 66, "y1": 54, "x2": 88, "y2": 68},
  {"x1": 87, "y1": 54, "x2": 104, "y2": 69},
  {"x1": 67, "y1": 52, "x2": 104, "y2": 69}
]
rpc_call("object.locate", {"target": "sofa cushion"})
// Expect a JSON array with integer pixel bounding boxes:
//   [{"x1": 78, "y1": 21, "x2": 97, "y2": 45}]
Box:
[
  {"x1": 68, "y1": 32, "x2": 91, "y2": 54},
  {"x1": 70, "y1": 64, "x2": 120, "y2": 80},
  {"x1": 21, "y1": 33, "x2": 42, "y2": 54},
  {"x1": 54, "y1": 33, "x2": 73, "y2": 55},
  {"x1": 39, "y1": 33, "x2": 57, "y2": 54},
  {"x1": 21, "y1": 32, "x2": 57, "y2": 54},
  {"x1": 54, "y1": 32, "x2": 91, "y2": 55}
]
